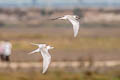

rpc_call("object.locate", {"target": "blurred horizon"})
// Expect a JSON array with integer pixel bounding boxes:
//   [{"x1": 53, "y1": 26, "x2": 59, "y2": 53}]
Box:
[{"x1": 0, "y1": 0, "x2": 120, "y2": 8}]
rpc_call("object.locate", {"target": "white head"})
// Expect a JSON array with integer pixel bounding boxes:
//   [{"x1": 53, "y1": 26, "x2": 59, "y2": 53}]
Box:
[
  {"x1": 39, "y1": 44, "x2": 46, "y2": 49},
  {"x1": 73, "y1": 15, "x2": 80, "y2": 19},
  {"x1": 46, "y1": 45, "x2": 54, "y2": 50}
]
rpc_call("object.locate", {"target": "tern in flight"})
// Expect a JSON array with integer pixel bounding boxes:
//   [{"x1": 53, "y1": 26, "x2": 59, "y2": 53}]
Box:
[
  {"x1": 29, "y1": 43, "x2": 54, "y2": 74},
  {"x1": 51, "y1": 15, "x2": 80, "y2": 37}
]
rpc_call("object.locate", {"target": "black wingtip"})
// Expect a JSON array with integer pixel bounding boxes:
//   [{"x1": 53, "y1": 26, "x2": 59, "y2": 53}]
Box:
[{"x1": 48, "y1": 17, "x2": 62, "y2": 20}]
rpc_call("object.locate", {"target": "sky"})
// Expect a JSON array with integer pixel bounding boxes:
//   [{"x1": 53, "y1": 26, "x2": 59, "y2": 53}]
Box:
[{"x1": 0, "y1": 0, "x2": 120, "y2": 8}]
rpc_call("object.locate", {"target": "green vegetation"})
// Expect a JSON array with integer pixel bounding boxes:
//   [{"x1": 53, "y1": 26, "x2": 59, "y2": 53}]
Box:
[
  {"x1": 0, "y1": 70, "x2": 120, "y2": 80},
  {"x1": 11, "y1": 37, "x2": 120, "y2": 51},
  {"x1": 0, "y1": 31, "x2": 120, "y2": 51}
]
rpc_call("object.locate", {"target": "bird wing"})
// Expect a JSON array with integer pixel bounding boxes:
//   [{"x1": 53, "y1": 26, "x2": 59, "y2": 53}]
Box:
[
  {"x1": 50, "y1": 17, "x2": 62, "y2": 20},
  {"x1": 67, "y1": 17, "x2": 80, "y2": 37},
  {"x1": 29, "y1": 48, "x2": 40, "y2": 54},
  {"x1": 31, "y1": 43, "x2": 46, "y2": 48},
  {"x1": 50, "y1": 16, "x2": 67, "y2": 20},
  {"x1": 40, "y1": 48, "x2": 51, "y2": 74},
  {"x1": 31, "y1": 43, "x2": 39, "y2": 46}
]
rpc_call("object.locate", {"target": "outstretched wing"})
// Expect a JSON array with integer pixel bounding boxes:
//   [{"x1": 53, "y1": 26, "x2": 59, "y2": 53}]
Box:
[
  {"x1": 28, "y1": 48, "x2": 40, "y2": 54},
  {"x1": 50, "y1": 17, "x2": 62, "y2": 20},
  {"x1": 31, "y1": 43, "x2": 46, "y2": 48},
  {"x1": 31, "y1": 43, "x2": 39, "y2": 46},
  {"x1": 40, "y1": 48, "x2": 51, "y2": 74},
  {"x1": 50, "y1": 16, "x2": 67, "y2": 20},
  {"x1": 67, "y1": 17, "x2": 80, "y2": 37}
]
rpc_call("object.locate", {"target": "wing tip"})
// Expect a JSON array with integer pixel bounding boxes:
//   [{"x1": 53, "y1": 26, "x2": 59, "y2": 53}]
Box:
[
  {"x1": 28, "y1": 52, "x2": 33, "y2": 55},
  {"x1": 42, "y1": 70, "x2": 47, "y2": 74},
  {"x1": 74, "y1": 34, "x2": 77, "y2": 38},
  {"x1": 30, "y1": 42, "x2": 37, "y2": 45}
]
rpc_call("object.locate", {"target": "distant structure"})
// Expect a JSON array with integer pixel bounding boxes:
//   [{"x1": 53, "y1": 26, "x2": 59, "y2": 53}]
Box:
[
  {"x1": 3, "y1": 40, "x2": 12, "y2": 62},
  {"x1": 0, "y1": 41, "x2": 5, "y2": 62},
  {"x1": 0, "y1": 41, "x2": 12, "y2": 62}
]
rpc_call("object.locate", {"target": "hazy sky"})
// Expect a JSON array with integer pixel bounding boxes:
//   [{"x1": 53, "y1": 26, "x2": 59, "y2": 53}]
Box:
[{"x1": 0, "y1": 0, "x2": 120, "y2": 8}]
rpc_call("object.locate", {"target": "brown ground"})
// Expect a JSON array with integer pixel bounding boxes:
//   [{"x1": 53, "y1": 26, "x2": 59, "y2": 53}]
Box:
[{"x1": 0, "y1": 26, "x2": 119, "y2": 62}]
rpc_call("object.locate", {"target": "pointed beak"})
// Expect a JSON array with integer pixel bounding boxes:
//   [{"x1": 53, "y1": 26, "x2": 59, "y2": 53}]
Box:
[
  {"x1": 47, "y1": 46, "x2": 54, "y2": 49},
  {"x1": 51, "y1": 47, "x2": 54, "y2": 49},
  {"x1": 77, "y1": 17, "x2": 80, "y2": 19}
]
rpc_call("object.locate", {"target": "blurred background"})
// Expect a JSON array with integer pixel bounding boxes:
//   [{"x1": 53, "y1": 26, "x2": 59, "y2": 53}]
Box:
[{"x1": 0, "y1": 0, "x2": 120, "y2": 80}]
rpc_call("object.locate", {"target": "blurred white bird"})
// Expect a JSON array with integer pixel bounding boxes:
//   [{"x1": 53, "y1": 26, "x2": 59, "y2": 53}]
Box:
[
  {"x1": 29, "y1": 43, "x2": 54, "y2": 74},
  {"x1": 51, "y1": 15, "x2": 80, "y2": 37}
]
